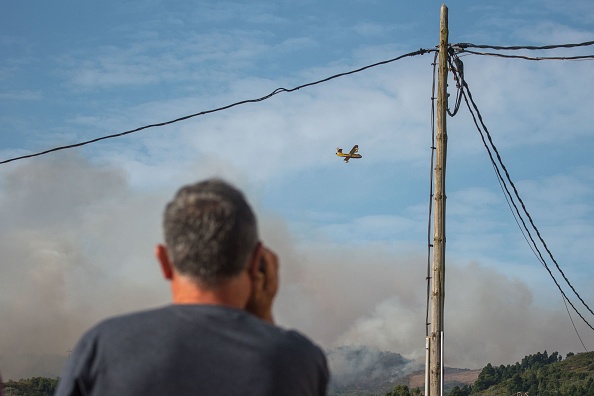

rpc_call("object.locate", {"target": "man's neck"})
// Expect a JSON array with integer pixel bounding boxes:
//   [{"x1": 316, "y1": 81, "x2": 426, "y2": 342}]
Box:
[{"x1": 170, "y1": 272, "x2": 251, "y2": 309}]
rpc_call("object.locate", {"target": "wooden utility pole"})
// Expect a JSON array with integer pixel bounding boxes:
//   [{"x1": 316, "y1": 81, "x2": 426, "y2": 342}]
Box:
[{"x1": 429, "y1": 4, "x2": 448, "y2": 396}]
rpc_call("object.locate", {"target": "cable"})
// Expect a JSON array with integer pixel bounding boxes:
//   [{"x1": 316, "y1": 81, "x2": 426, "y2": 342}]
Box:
[
  {"x1": 446, "y1": 48, "x2": 463, "y2": 116},
  {"x1": 454, "y1": 40, "x2": 594, "y2": 51},
  {"x1": 0, "y1": 48, "x2": 435, "y2": 166},
  {"x1": 453, "y1": 56, "x2": 594, "y2": 333},
  {"x1": 455, "y1": 50, "x2": 594, "y2": 62},
  {"x1": 465, "y1": 76, "x2": 594, "y2": 318},
  {"x1": 461, "y1": 82, "x2": 594, "y2": 333},
  {"x1": 562, "y1": 293, "x2": 589, "y2": 352},
  {"x1": 482, "y1": 108, "x2": 590, "y2": 351},
  {"x1": 448, "y1": 53, "x2": 545, "y2": 270},
  {"x1": 426, "y1": 51, "x2": 439, "y2": 338}
]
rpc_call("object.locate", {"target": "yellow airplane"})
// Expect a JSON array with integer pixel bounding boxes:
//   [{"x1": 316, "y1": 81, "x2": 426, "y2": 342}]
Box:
[{"x1": 336, "y1": 145, "x2": 362, "y2": 163}]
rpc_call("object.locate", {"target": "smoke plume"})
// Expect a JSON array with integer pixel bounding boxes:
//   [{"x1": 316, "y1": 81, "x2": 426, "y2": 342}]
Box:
[{"x1": 0, "y1": 155, "x2": 592, "y2": 381}]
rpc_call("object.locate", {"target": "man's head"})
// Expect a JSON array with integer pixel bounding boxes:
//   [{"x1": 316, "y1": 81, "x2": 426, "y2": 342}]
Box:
[{"x1": 162, "y1": 178, "x2": 259, "y2": 287}]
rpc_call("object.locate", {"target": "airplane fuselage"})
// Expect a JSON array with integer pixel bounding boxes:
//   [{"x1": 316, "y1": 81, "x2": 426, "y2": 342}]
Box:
[{"x1": 336, "y1": 145, "x2": 362, "y2": 163}]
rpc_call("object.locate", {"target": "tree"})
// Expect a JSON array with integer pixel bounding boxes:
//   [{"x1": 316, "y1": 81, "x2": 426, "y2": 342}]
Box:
[
  {"x1": 3, "y1": 377, "x2": 59, "y2": 396},
  {"x1": 584, "y1": 377, "x2": 594, "y2": 395},
  {"x1": 508, "y1": 373, "x2": 524, "y2": 394},
  {"x1": 473, "y1": 363, "x2": 499, "y2": 392},
  {"x1": 385, "y1": 384, "x2": 422, "y2": 396},
  {"x1": 447, "y1": 385, "x2": 471, "y2": 396}
]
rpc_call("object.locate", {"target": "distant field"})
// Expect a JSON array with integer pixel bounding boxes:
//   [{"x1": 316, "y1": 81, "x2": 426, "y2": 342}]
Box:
[{"x1": 407, "y1": 367, "x2": 481, "y2": 390}]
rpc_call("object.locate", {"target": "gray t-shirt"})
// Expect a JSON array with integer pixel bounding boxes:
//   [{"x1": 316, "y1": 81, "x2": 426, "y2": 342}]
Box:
[{"x1": 55, "y1": 305, "x2": 328, "y2": 396}]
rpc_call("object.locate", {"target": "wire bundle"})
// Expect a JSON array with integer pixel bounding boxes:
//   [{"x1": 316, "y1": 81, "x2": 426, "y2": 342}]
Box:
[{"x1": 446, "y1": 40, "x2": 594, "y2": 350}]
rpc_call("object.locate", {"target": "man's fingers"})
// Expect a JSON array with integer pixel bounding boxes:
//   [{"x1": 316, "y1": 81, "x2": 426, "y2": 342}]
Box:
[{"x1": 260, "y1": 247, "x2": 279, "y2": 295}]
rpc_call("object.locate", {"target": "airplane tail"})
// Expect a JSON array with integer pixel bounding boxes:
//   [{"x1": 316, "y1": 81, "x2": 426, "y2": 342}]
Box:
[{"x1": 336, "y1": 148, "x2": 343, "y2": 154}]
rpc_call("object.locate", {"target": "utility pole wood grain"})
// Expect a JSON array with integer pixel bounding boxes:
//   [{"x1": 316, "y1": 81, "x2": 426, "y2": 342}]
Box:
[{"x1": 429, "y1": 4, "x2": 448, "y2": 396}]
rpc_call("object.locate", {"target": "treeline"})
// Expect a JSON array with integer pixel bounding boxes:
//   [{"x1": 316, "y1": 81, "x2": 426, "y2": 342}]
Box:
[
  {"x1": 2, "y1": 376, "x2": 58, "y2": 396},
  {"x1": 470, "y1": 350, "x2": 563, "y2": 394},
  {"x1": 447, "y1": 350, "x2": 594, "y2": 396}
]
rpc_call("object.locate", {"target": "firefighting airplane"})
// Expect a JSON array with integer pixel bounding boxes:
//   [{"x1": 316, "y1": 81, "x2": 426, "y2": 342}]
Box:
[{"x1": 336, "y1": 145, "x2": 362, "y2": 163}]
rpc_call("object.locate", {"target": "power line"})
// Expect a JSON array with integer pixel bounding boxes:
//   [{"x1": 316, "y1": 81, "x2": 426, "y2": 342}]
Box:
[
  {"x1": 454, "y1": 40, "x2": 594, "y2": 51},
  {"x1": 0, "y1": 48, "x2": 435, "y2": 166},
  {"x1": 448, "y1": 40, "x2": 594, "y2": 345},
  {"x1": 455, "y1": 50, "x2": 594, "y2": 62},
  {"x1": 460, "y1": 75, "x2": 594, "y2": 334},
  {"x1": 449, "y1": 52, "x2": 594, "y2": 334},
  {"x1": 562, "y1": 293, "x2": 589, "y2": 352},
  {"x1": 448, "y1": 49, "x2": 592, "y2": 346},
  {"x1": 425, "y1": 51, "x2": 439, "y2": 338},
  {"x1": 453, "y1": 39, "x2": 594, "y2": 61}
]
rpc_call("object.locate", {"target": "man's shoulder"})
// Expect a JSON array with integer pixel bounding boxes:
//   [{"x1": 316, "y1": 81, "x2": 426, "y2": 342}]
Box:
[
  {"x1": 67, "y1": 305, "x2": 328, "y2": 395},
  {"x1": 81, "y1": 305, "x2": 175, "y2": 342},
  {"x1": 272, "y1": 327, "x2": 322, "y2": 350},
  {"x1": 87, "y1": 305, "x2": 324, "y2": 357},
  {"x1": 96, "y1": 305, "x2": 173, "y2": 327},
  {"x1": 242, "y1": 319, "x2": 326, "y2": 364}
]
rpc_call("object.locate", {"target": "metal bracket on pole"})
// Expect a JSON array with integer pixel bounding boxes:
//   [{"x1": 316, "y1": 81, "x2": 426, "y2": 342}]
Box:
[{"x1": 425, "y1": 337, "x2": 430, "y2": 394}]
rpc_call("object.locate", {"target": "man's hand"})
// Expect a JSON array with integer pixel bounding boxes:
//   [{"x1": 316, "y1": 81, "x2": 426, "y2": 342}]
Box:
[{"x1": 245, "y1": 246, "x2": 279, "y2": 324}]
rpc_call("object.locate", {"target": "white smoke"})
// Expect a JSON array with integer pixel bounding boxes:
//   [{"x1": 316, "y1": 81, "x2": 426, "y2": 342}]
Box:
[{"x1": 0, "y1": 155, "x2": 592, "y2": 381}]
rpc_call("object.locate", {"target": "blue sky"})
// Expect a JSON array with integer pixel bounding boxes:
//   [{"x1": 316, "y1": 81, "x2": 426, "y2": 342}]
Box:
[{"x1": 2, "y1": 0, "x2": 594, "y2": 380}]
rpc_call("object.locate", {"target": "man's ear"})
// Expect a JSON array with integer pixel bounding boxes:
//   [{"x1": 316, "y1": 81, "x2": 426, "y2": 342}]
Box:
[
  {"x1": 248, "y1": 242, "x2": 263, "y2": 275},
  {"x1": 155, "y1": 244, "x2": 174, "y2": 280}
]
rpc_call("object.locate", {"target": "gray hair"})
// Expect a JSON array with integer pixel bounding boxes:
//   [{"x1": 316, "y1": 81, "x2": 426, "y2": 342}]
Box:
[{"x1": 162, "y1": 179, "x2": 259, "y2": 286}]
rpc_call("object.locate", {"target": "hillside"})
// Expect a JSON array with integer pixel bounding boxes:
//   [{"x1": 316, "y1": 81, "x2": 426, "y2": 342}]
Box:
[
  {"x1": 328, "y1": 350, "x2": 594, "y2": 395},
  {"x1": 326, "y1": 345, "x2": 480, "y2": 395},
  {"x1": 327, "y1": 346, "x2": 421, "y2": 395},
  {"x1": 408, "y1": 367, "x2": 481, "y2": 391},
  {"x1": 458, "y1": 351, "x2": 594, "y2": 396}
]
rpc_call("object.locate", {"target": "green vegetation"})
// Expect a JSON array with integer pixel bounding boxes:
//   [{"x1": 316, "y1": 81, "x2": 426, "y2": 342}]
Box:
[
  {"x1": 445, "y1": 351, "x2": 594, "y2": 396},
  {"x1": 384, "y1": 384, "x2": 423, "y2": 395},
  {"x1": 2, "y1": 377, "x2": 59, "y2": 396}
]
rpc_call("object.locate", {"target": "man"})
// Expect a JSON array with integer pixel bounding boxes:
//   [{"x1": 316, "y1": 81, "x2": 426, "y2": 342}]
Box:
[{"x1": 55, "y1": 178, "x2": 329, "y2": 396}]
